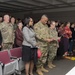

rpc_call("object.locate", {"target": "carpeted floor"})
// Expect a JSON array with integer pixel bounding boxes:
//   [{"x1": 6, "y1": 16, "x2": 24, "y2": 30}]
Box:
[{"x1": 21, "y1": 59, "x2": 75, "y2": 75}]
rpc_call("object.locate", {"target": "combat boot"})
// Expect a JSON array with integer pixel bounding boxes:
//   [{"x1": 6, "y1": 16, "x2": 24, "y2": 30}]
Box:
[
  {"x1": 51, "y1": 63, "x2": 56, "y2": 67},
  {"x1": 48, "y1": 62, "x2": 56, "y2": 68},
  {"x1": 36, "y1": 68, "x2": 43, "y2": 75},
  {"x1": 48, "y1": 62, "x2": 53, "y2": 69},
  {"x1": 41, "y1": 66, "x2": 49, "y2": 72}
]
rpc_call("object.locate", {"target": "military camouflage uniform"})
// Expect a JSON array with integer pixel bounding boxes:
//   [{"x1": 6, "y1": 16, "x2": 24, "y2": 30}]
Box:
[
  {"x1": 12, "y1": 23, "x2": 17, "y2": 47},
  {"x1": 48, "y1": 28, "x2": 58, "y2": 62},
  {"x1": 34, "y1": 21, "x2": 50, "y2": 68},
  {"x1": 0, "y1": 22, "x2": 14, "y2": 50}
]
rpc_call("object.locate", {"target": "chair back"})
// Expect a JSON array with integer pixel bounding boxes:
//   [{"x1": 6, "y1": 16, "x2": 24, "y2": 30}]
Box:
[
  {"x1": 0, "y1": 50, "x2": 10, "y2": 64},
  {"x1": 10, "y1": 47, "x2": 22, "y2": 58}
]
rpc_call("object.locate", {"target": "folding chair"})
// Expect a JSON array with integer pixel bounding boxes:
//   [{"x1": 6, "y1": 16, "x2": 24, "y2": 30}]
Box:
[
  {"x1": 10, "y1": 47, "x2": 24, "y2": 71},
  {"x1": 0, "y1": 50, "x2": 19, "y2": 75}
]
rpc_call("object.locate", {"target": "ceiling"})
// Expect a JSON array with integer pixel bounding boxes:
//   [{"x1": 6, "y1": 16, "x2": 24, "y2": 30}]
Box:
[{"x1": 0, "y1": 0, "x2": 75, "y2": 12}]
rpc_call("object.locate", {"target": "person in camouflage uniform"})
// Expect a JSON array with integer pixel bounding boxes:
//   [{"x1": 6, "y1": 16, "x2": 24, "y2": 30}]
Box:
[
  {"x1": 11, "y1": 17, "x2": 17, "y2": 32},
  {"x1": 10, "y1": 17, "x2": 17, "y2": 47},
  {"x1": 47, "y1": 21, "x2": 60, "y2": 69},
  {"x1": 34, "y1": 15, "x2": 53, "y2": 75},
  {"x1": 0, "y1": 15, "x2": 14, "y2": 50}
]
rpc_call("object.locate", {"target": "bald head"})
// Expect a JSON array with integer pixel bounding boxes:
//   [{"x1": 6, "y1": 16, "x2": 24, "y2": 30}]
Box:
[
  {"x1": 41, "y1": 15, "x2": 48, "y2": 19},
  {"x1": 40, "y1": 15, "x2": 48, "y2": 25},
  {"x1": 4, "y1": 14, "x2": 10, "y2": 23}
]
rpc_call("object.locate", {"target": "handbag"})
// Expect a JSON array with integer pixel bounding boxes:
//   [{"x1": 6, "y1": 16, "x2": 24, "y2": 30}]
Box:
[{"x1": 37, "y1": 49, "x2": 42, "y2": 58}]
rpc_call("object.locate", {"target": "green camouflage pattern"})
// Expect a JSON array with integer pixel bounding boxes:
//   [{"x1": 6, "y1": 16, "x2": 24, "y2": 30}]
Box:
[
  {"x1": 34, "y1": 21, "x2": 50, "y2": 68},
  {"x1": 0, "y1": 22, "x2": 14, "y2": 50}
]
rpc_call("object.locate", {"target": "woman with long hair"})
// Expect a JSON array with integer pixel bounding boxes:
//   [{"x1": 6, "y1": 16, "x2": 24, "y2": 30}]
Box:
[{"x1": 22, "y1": 17, "x2": 37, "y2": 75}]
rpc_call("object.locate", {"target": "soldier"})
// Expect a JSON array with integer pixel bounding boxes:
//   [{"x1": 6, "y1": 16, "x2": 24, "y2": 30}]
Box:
[
  {"x1": 47, "y1": 21, "x2": 60, "y2": 69},
  {"x1": 10, "y1": 17, "x2": 17, "y2": 32},
  {"x1": 10, "y1": 17, "x2": 17, "y2": 48},
  {"x1": 0, "y1": 14, "x2": 14, "y2": 50},
  {"x1": 34, "y1": 15, "x2": 53, "y2": 75}
]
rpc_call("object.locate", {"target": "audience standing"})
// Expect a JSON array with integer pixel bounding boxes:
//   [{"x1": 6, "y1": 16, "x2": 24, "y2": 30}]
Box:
[
  {"x1": 15, "y1": 22, "x2": 23, "y2": 47},
  {"x1": 69, "y1": 23, "x2": 75, "y2": 55},
  {"x1": 0, "y1": 14, "x2": 14, "y2": 50},
  {"x1": 22, "y1": 17, "x2": 37, "y2": 75},
  {"x1": 63, "y1": 22, "x2": 72, "y2": 56},
  {"x1": 34, "y1": 15, "x2": 53, "y2": 75},
  {"x1": 47, "y1": 21, "x2": 60, "y2": 68}
]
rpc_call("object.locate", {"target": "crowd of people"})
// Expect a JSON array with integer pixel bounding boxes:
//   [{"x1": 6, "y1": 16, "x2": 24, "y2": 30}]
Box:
[{"x1": 0, "y1": 14, "x2": 75, "y2": 75}]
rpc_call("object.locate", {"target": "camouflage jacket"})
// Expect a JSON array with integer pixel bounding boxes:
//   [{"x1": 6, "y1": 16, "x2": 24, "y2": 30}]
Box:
[
  {"x1": 0, "y1": 22, "x2": 14, "y2": 43},
  {"x1": 34, "y1": 21, "x2": 50, "y2": 47},
  {"x1": 49, "y1": 28, "x2": 58, "y2": 46}
]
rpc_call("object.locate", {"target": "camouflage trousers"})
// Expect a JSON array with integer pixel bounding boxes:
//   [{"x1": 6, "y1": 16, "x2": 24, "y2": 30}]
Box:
[
  {"x1": 2, "y1": 43, "x2": 13, "y2": 50},
  {"x1": 36, "y1": 46, "x2": 48, "y2": 68},
  {"x1": 47, "y1": 45, "x2": 58, "y2": 62}
]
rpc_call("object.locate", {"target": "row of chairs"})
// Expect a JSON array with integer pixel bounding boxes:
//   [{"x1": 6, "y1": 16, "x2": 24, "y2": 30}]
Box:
[{"x1": 0, "y1": 47, "x2": 24, "y2": 75}]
